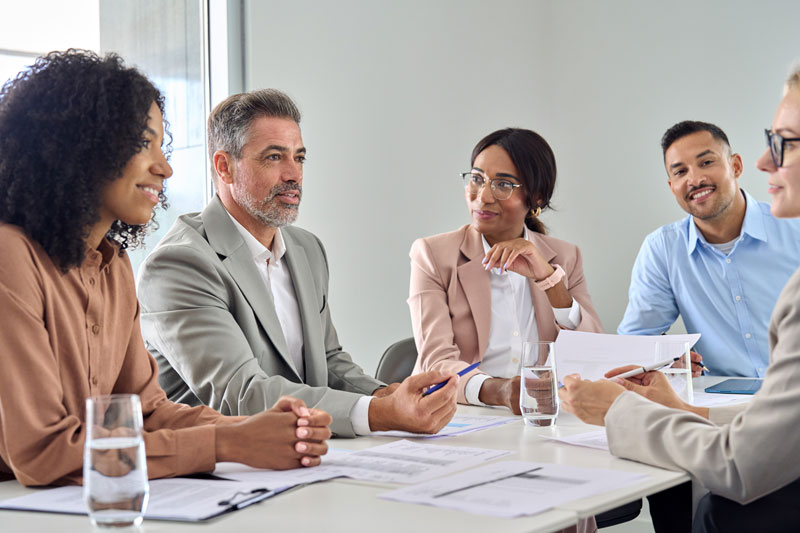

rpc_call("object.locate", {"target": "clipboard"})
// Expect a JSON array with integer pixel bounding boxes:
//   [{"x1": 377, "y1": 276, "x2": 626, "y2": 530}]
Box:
[{"x1": 0, "y1": 478, "x2": 283, "y2": 522}]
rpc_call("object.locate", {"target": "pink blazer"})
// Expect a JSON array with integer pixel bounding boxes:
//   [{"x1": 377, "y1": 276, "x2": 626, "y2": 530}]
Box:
[{"x1": 409, "y1": 224, "x2": 604, "y2": 403}]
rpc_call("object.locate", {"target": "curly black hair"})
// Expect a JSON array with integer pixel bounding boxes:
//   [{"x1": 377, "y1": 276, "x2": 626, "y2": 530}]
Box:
[{"x1": 0, "y1": 49, "x2": 171, "y2": 270}]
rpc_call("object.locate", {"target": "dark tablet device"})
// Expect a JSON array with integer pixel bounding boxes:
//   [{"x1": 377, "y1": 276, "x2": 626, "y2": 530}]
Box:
[{"x1": 704, "y1": 379, "x2": 763, "y2": 394}]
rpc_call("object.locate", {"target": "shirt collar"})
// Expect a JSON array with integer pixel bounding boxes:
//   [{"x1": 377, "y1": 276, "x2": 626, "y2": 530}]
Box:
[
  {"x1": 225, "y1": 209, "x2": 286, "y2": 265},
  {"x1": 84, "y1": 238, "x2": 117, "y2": 271},
  {"x1": 686, "y1": 189, "x2": 765, "y2": 255}
]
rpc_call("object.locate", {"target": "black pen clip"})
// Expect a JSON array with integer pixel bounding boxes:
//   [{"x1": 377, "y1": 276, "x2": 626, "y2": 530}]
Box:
[{"x1": 218, "y1": 488, "x2": 269, "y2": 507}]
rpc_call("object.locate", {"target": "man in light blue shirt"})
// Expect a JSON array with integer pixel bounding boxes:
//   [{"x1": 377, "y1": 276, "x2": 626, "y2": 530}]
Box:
[{"x1": 618, "y1": 121, "x2": 800, "y2": 377}]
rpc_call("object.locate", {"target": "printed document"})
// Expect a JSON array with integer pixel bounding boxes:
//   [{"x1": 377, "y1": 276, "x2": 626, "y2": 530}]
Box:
[
  {"x1": 370, "y1": 414, "x2": 517, "y2": 439},
  {"x1": 217, "y1": 440, "x2": 511, "y2": 485},
  {"x1": 549, "y1": 430, "x2": 609, "y2": 451},
  {"x1": 0, "y1": 477, "x2": 280, "y2": 521},
  {"x1": 381, "y1": 460, "x2": 648, "y2": 518},
  {"x1": 554, "y1": 331, "x2": 701, "y2": 382}
]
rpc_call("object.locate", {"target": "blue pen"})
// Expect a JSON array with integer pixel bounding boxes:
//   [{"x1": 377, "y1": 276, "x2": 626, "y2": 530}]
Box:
[{"x1": 423, "y1": 361, "x2": 481, "y2": 396}]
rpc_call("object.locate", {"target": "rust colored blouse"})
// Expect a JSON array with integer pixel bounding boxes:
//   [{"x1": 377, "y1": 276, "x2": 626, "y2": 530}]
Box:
[{"x1": 0, "y1": 224, "x2": 233, "y2": 486}]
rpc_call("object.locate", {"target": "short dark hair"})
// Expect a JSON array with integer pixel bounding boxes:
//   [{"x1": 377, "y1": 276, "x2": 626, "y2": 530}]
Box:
[
  {"x1": 660, "y1": 120, "x2": 730, "y2": 160},
  {"x1": 0, "y1": 49, "x2": 170, "y2": 270},
  {"x1": 471, "y1": 128, "x2": 556, "y2": 234}
]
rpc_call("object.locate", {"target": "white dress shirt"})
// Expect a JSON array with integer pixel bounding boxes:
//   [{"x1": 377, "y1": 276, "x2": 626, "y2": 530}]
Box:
[
  {"x1": 226, "y1": 211, "x2": 373, "y2": 433},
  {"x1": 465, "y1": 228, "x2": 582, "y2": 405}
]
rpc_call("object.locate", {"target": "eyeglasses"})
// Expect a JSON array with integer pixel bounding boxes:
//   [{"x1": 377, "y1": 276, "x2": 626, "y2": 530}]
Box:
[
  {"x1": 765, "y1": 129, "x2": 800, "y2": 167},
  {"x1": 460, "y1": 172, "x2": 522, "y2": 201}
]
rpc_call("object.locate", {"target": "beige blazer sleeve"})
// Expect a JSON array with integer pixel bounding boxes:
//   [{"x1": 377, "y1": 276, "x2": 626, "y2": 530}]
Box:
[{"x1": 605, "y1": 268, "x2": 800, "y2": 504}]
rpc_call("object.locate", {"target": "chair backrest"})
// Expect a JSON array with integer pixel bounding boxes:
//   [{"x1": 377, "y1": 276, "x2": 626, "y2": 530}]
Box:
[{"x1": 375, "y1": 337, "x2": 418, "y2": 384}]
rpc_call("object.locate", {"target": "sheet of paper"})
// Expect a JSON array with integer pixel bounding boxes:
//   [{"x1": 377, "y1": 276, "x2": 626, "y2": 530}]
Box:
[
  {"x1": 213, "y1": 458, "x2": 344, "y2": 486},
  {"x1": 554, "y1": 331, "x2": 701, "y2": 382},
  {"x1": 217, "y1": 440, "x2": 511, "y2": 485},
  {"x1": 549, "y1": 430, "x2": 609, "y2": 451},
  {"x1": 370, "y1": 414, "x2": 517, "y2": 439},
  {"x1": 381, "y1": 460, "x2": 647, "y2": 519},
  {"x1": 691, "y1": 391, "x2": 750, "y2": 408},
  {"x1": 0, "y1": 477, "x2": 277, "y2": 521}
]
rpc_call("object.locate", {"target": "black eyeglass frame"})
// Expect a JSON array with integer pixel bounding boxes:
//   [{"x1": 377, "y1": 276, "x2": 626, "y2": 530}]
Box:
[
  {"x1": 459, "y1": 171, "x2": 523, "y2": 201},
  {"x1": 765, "y1": 129, "x2": 800, "y2": 168}
]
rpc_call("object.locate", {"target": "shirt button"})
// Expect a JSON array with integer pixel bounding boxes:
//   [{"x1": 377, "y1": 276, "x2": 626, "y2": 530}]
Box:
[
  {"x1": 725, "y1": 258, "x2": 731, "y2": 264},
  {"x1": 88, "y1": 278, "x2": 95, "y2": 286},
  {"x1": 92, "y1": 376, "x2": 98, "y2": 385},
  {"x1": 512, "y1": 357, "x2": 519, "y2": 364},
  {"x1": 512, "y1": 331, "x2": 520, "y2": 337},
  {"x1": 745, "y1": 333, "x2": 752, "y2": 339},
  {"x1": 735, "y1": 295, "x2": 741, "y2": 301},
  {"x1": 91, "y1": 324, "x2": 100, "y2": 335}
]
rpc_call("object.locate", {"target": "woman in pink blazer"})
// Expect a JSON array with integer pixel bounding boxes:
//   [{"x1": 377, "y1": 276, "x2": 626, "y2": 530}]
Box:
[{"x1": 409, "y1": 128, "x2": 604, "y2": 412}]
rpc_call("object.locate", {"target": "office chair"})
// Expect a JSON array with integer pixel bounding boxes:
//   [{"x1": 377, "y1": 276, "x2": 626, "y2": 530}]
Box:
[
  {"x1": 375, "y1": 337, "x2": 417, "y2": 383},
  {"x1": 595, "y1": 500, "x2": 642, "y2": 528}
]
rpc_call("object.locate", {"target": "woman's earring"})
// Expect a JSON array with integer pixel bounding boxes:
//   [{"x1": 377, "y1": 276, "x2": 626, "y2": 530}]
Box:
[{"x1": 530, "y1": 207, "x2": 542, "y2": 218}]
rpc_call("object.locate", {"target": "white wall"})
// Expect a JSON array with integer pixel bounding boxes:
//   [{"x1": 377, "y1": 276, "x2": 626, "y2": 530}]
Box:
[{"x1": 242, "y1": 0, "x2": 800, "y2": 374}]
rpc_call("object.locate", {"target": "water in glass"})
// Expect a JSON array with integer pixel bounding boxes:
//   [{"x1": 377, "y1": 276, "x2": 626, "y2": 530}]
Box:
[
  {"x1": 84, "y1": 395, "x2": 149, "y2": 528},
  {"x1": 520, "y1": 342, "x2": 559, "y2": 426}
]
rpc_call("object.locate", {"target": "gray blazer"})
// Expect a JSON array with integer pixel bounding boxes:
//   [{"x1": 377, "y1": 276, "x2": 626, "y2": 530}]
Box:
[
  {"x1": 606, "y1": 266, "x2": 800, "y2": 504},
  {"x1": 138, "y1": 196, "x2": 384, "y2": 437}
]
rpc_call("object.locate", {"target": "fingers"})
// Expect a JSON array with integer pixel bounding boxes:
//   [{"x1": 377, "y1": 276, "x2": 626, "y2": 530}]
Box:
[
  {"x1": 604, "y1": 365, "x2": 641, "y2": 378},
  {"x1": 422, "y1": 373, "x2": 459, "y2": 409},
  {"x1": 271, "y1": 396, "x2": 311, "y2": 418},
  {"x1": 424, "y1": 398, "x2": 457, "y2": 433},
  {"x1": 296, "y1": 408, "x2": 332, "y2": 429},
  {"x1": 295, "y1": 425, "x2": 331, "y2": 442},
  {"x1": 562, "y1": 373, "x2": 582, "y2": 389},
  {"x1": 403, "y1": 370, "x2": 451, "y2": 392},
  {"x1": 294, "y1": 440, "x2": 328, "y2": 457},
  {"x1": 299, "y1": 456, "x2": 322, "y2": 467}
]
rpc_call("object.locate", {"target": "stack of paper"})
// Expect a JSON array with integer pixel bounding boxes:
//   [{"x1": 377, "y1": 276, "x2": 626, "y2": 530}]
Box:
[
  {"x1": 216, "y1": 440, "x2": 512, "y2": 485},
  {"x1": 381, "y1": 460, "x2": 648, "y2": 518}
]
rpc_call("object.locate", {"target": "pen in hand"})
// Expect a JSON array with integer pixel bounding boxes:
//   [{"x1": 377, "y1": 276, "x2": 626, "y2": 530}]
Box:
[
  {"x1": 423, "y1": 361, "x2": 481, "y2": 396},
  {"x1": 611, "y1": 356, "x2": 681, "y2": 380}
]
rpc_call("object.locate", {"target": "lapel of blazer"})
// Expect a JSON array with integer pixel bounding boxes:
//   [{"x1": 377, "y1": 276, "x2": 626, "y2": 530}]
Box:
[
  {"x1": 201, "y1": 196, "x2": 300, "y2": 380},
  {"x1": 527, "y1": 232, "x2": 559, "y2": 341},
  {"x1": 457, "y1": 226, "x2": 491, "y2": 356},
  {"x1": 281, "y1": 229, "x2": 326, "y2": 386}
]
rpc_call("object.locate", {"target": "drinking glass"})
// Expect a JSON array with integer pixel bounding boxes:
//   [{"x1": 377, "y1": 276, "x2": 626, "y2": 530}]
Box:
[
  {"x1": 83, "y1": 394, "x2": 149, "y2": 528},
  {"x1": 655, "y1": 341, "x2": 693, "y2": 403},
  {"x1": 519, "y1": 341, "x2": 559, "y2": 426}
]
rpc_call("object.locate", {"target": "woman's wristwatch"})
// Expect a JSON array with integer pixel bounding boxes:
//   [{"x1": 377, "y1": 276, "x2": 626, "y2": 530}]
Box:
[{"x1": 534, "y1": 264, "x2": 565, "y2": 291}]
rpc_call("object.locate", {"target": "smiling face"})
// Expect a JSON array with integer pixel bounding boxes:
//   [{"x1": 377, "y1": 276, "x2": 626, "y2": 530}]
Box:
[
  {"x1": 466, "y1": 144, "x2": 529, "y2": 245},
  {"x1": 665, "y1": 130, "x2": 743, "y2": 222},
  {"x1": 98, "y1": 102, "x2": 172, "y2": 229},
  {"x1": 224, "y1": 116, "x2": 305, "y2": 229},
  {"x1": 757, "y1": 87, "x2": 800, "y2": 218}
]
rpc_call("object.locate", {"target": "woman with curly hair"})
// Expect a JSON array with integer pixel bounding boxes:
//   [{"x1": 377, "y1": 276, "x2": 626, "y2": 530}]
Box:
[{"x1": 0, "y1": 49, "x2": 330, "y2": 486}]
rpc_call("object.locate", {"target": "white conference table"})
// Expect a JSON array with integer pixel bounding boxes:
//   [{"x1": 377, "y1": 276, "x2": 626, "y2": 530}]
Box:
[{"x1": 0, "y1": 376, "x2": 745, "y2": 533}]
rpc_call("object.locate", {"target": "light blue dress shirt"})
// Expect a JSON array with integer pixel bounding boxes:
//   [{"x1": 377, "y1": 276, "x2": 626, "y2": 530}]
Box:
[{"x1": 618, "y1": 190, "x2": 800, "y2": 377}]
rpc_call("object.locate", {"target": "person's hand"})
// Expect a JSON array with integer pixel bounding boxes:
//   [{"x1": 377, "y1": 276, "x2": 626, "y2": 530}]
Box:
[
  {"x1": 88, "y1": 426, "x2": 139, "y2": 477},
  {"x1": 603, "y1": 366, "x2": 709, "y2": 418},
  {"x1": 668, "y1": 350, "x2": 704, "y2": 377},
  {"x1": 478, "y1": 376, "x2": 521, "y2": 415},
  {"x1": 368, "y1": 371, "x2": 458, "y2": 433},
  {"x1": 482, "y1": 238, "x2": 552, "y2": 279},
  {"x1": 372, "y1": 383, "x2": 401, "y2": 398},
  {"x1": 216, "y1": 396, "x2": 331, "y2": 469},
  {"x1": 558, "y1": 374, "x2": 626, "y2": 426}
]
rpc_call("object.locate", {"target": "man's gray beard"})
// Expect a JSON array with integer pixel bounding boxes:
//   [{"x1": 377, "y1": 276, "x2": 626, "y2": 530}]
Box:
[{"x1": 234, "y1": 183, "x2": 301, "y2": 228}]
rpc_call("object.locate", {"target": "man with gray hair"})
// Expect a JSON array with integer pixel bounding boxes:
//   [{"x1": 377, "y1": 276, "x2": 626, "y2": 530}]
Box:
[{"x1": 137, "y1": 89, "x2": 458, "y2": 437}]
